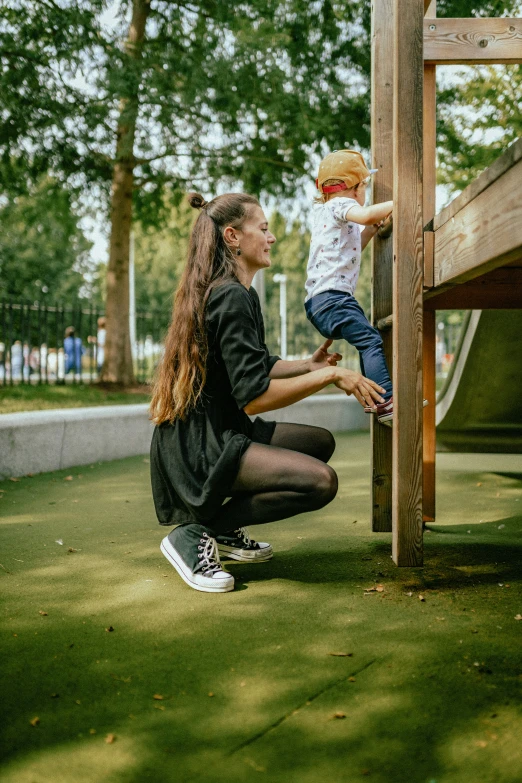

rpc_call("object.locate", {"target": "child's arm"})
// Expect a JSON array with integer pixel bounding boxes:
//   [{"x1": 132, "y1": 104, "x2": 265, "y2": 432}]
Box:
[
  {"x1": 345, "y1": 200, "x2": 393, "y2": 226},
  {"x1": 360, "y1": 224, "x2": 379, "y2": 251}
]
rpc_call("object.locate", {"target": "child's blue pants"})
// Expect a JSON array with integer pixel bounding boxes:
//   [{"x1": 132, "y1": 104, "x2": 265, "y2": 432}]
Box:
[{"x1": 305, "y1": 290, "x2": 393, "y2": 402}]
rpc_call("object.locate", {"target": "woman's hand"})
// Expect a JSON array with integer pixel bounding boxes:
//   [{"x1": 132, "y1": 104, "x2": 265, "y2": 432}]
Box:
[
  {"x1": 334, "y1": 368, "x2": 386, "y2": 409},
  {"x1": 308, "y1": 339, "x2": 343, "y2": 372}
]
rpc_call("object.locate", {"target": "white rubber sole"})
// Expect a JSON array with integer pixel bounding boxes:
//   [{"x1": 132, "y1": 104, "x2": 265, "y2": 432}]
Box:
[
  {"x1": 217, "y1": 544, "x2": 273, "y2": 562},
  {"x1": 160, "y1": 536, "x2": 234, "y2": 593}
]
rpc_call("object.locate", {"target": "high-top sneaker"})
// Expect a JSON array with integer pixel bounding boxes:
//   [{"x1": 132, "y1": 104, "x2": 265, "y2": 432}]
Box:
[
  {"x1": 216, "y1": 527, "x2": 273, "y2": 562},
  {"x1": 160, "y1": 524, "x2": 234, "y2": 593}
]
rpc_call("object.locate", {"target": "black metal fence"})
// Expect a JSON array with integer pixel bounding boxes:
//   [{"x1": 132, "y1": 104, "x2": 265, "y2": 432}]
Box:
[
  {"x1": 0, "y1": 300, "x2": 168, "y2": 386},
  {"x1": 0, "y1": 299, "x2": 468, "y2": 389}
]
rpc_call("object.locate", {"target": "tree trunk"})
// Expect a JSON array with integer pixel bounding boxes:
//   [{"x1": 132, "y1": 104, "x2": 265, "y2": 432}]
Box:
[{"x1": 100, "y1": 0, "x2": 150, "y2": 385}]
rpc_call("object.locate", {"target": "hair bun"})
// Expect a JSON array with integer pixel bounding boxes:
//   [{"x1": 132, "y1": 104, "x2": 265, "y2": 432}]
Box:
[{"x1": 187, "y1": 192, "x2": 208, "y2": 209}]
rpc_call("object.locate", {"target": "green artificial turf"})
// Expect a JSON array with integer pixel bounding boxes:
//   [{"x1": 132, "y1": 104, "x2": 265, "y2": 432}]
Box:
[
  {"x1": 0, "y1": 384, "x2": 151, "y2": 414},
  {"x1": 1, "y1": 433, "x2": 521, "y2": 783}
]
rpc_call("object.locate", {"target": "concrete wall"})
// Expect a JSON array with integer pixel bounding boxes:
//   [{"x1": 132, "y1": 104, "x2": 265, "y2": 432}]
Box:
[{"x1": 0, "y1": 394, "x2": 368, "y2": 479}]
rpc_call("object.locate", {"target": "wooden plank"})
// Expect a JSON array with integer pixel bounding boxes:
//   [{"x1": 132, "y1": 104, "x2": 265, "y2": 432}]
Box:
[
  {"x1": 424, "y1": 231, "x2": 434, "y2": 288},
  {"x1": 433, "y1": 138, "x2": 522, "y2": 231},
  {"x1": 424, "y1": 17, "x2": 522, "y2": 64},
  {"x1": 422, "y1": 2, "x2": 437, "y2": 524},
  {"x1": 433, "y1": 157, "x2": 522, "y2": 288},
  {"x1": 392, "y1": 0, "x2": 424, "y2": 567},
  {"x1": 424, "y1": 265, "x2": 522, "y2": 308},
  {"x1": 423, "y1": 310, "x2": 436, "y2": 522},
  {"x1": 370, "y1": 0, "x2": 394, "y2": 533}
]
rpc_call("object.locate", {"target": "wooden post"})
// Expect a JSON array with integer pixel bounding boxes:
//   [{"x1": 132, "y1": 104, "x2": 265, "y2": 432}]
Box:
[
  {"x1": 392, "y1": 0, "x2": 424, "y2": 566},
  {"x1": 423, "y1": 0, "x2": 437, "y2": 522},
  {"x1": 371, "y1": 0, "x2": 394, "y2": 532}
]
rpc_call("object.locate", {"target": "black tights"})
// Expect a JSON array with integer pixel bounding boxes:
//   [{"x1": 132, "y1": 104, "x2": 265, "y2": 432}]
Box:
[{"x1": 207, "y1": 423, "x2": 338, "y2": 536}]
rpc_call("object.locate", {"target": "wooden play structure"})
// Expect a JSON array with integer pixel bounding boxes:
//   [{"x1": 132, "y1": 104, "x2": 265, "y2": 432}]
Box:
[{"x1": 370, "y1": 0, "x2": 522, "y2": 565}]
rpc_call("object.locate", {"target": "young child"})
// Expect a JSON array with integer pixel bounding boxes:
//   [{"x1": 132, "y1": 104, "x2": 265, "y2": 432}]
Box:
[{"x1": 304, "y1": 149, "x2": 395, "y2": 425}]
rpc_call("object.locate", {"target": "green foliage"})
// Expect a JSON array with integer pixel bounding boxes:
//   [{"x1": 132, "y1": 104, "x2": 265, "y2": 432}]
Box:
[
  {"x1": 133, "y1": 195, "x2": 195, "y2": 314},
  {"x1": 1, "y1": 0, "x2": 375, "y2": 214},
  {"x1": 0, "y1": 178, "x2": 93, "y2": 301},
  {"x1": 263, "y1": 211, "x2": 311, "y2": 355},
  {"x1": 437, "y1": 64, "x2": 522, "y2": 193}
]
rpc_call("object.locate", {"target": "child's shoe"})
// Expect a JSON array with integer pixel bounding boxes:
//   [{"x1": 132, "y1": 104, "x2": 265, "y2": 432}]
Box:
[
  {"x1": 365, "y1": 396, "x2": 428, "y2": 427},
  {"x1": 216, "y1": 527, "x2": 273, "y2": 562},
  {"x1": 161, "y1": 524, "x2": 234, "y2": 593}
]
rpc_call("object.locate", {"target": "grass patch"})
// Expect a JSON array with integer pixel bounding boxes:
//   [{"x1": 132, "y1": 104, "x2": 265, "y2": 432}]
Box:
[
  {"x1": 0, "y1": 383, "x2": 151, "y2": 414},
  {"x1": 1, "y1": 433, "x2": 522, "y2": 782}
]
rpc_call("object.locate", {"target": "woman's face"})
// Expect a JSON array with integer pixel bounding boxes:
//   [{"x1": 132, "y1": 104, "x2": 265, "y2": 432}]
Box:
[{"x1": 234, "y1": 206, "x2": 276, "y2": 273}]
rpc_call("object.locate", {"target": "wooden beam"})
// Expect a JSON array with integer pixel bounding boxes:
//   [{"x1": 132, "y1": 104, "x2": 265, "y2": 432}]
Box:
[
  {"x1": 392, "y1": 0, "x2": 424, "y2": 567},
  {"x1": 423, "y1": 310, "x2": 436, "y2": 522},
  {"x1": 424, "y1": 265, "x2": 522, "y2": 308},
  {"x1": 433, "y1": 156, "x2": 522, "y2": 288},
  {"x1": 433, "y1": 138, "x2": 522, "y2": 231},
  {"x1": 424, "y1": 17, "x2": 522, "y2": 64},
  {"x1": 422, "y1": 1, "x2": 437, "y2": 524},
  {"x1": 371, "y1": 0, "x2": 394, "y2": 534}
]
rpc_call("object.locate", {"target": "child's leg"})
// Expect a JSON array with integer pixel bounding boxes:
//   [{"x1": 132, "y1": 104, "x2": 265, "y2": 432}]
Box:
[{"x1": 338, "y1": 298, "x2": 393, "y2": 402}]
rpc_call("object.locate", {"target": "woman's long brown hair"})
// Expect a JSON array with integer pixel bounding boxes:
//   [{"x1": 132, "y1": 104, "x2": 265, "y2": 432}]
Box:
[{"x1": 150, "y1": 191, "x2": 260, "y2": 425}]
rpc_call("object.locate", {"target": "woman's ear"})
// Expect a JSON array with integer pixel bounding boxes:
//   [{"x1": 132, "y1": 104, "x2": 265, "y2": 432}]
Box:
[{"x1": 223, "y1": 225, "x2": 240, "y2": 247}]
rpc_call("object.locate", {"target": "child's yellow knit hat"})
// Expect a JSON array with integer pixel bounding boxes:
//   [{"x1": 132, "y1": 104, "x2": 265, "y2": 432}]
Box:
[{"x1": 316, "y1": 150, "x2": 378, "y2": 193}]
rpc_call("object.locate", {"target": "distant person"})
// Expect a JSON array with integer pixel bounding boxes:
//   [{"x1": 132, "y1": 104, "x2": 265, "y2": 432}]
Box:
[
  {"x1": 64, "y1": 327, "x2": 84, "y2": 378},
  {"x1": 47, "y1": 348, "x2": 58, "y2": 379},
  {"x1": 10, "y1": 340, "x2": 23, "y2": 381},
  {"x1": 22, "y1": 342, "x2": 30, "y2": 381},
  {"x1": 96, "y1": 317, "x2": 106, "y2": 372}
]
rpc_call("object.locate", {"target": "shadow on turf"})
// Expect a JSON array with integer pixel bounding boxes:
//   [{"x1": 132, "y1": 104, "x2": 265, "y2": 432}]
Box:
[{"x1": 2, "y1": 518, "x2": 522, "y2": 782}]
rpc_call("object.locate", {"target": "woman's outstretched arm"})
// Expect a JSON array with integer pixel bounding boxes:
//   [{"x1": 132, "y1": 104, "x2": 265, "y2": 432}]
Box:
[
  {"x1": 268, "y1": 339, "x2": 342, "y2": 379},
  {"x1": 244, "y1": 366, "x2": 385, "y2": 415}
]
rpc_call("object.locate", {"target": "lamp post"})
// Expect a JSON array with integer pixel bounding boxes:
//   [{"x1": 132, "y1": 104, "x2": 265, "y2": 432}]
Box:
[{"x1": 273, "y1": 273, "x2": 287, "y2": 360}]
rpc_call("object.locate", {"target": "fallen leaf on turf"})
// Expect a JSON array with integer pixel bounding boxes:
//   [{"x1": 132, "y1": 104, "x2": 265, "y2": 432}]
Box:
[
  {"x1": 348, "y1": 677, "x2": 356, "y2": 682},
  {"x1": 331, "y1": 712, "x2": 346, "y2": 720},
  {"x1": 476, "y1": 482, "x2": 482, "y2": 487},
  {"x1": 67, "y1": 547, "x2": 77, "y2": 553},
  {"x1": 364, "y1": 585, "x2": 384, "y2": 593},
  {"x1": 515, "y1": 615, "x2": 522, "y2": 621},
  {"x1": 153, "y1": 694, "x2": 164, "y2": 700},
  {"x1": 154, "y1": 704, "x2": 166, "y2": 711},
  {"x1": 105, "y1": 626, "x2": 114, "y2": 632},
  {"x1": 89, "y1": 728, "x2": 96, "y2": 735},
  {"x1": 9, "y1": 477, "x2": 21, "y2": 482},
  {"x1": 75, "y1": 700, "x2": 81, "y2": 705},
  {"x1": 50, "y1": 693, "x2": 59, "y2": 699},
  {"x1": 475, "y1": 740, "x2": 487, "y2": 748},
  {"x1": 38, "y1": 610, "x2": 48, "y2": 616},
  {"x1": 208, "y1": 692, "x2": 215, "y2": 697},
  {"x1": 105, "y1": 734, "x2": 116, "y2": 744},
  {"x1": 64, "y1": 476, "x2": 73, "y2": 481},
  {"x1": 361, "y1": 771, "x2": 370, "y2": 777},
  {"x1": 30, "y1": 717, "x2": 40, "y2": 726},
  {"x1": 328, "y1": 652, "x2": 353, "y2": 657}
]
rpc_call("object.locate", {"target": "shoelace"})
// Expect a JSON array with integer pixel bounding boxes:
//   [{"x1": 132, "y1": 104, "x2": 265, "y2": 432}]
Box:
[
  {"x1": 197, "y1": 534, "x2": 222, "y2": 576},
  {"x1": 233, "y1": 527, "x2": 252, "y2": 546}
]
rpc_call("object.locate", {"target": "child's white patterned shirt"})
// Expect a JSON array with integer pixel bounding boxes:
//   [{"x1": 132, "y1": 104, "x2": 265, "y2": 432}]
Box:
[{"x1": 304, "y1": 197, "x2": 361, "y2": 302}]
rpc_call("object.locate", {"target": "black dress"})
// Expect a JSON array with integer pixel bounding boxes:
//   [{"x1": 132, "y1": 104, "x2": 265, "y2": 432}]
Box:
[{"x1": 150, "y1": 282, "x2": 280, "y2": 526}]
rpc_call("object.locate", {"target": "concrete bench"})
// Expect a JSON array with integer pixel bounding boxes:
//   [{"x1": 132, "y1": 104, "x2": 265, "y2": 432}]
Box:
[{"x1": 0, "y1": 394, "x2": 368, "y2": 479}]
